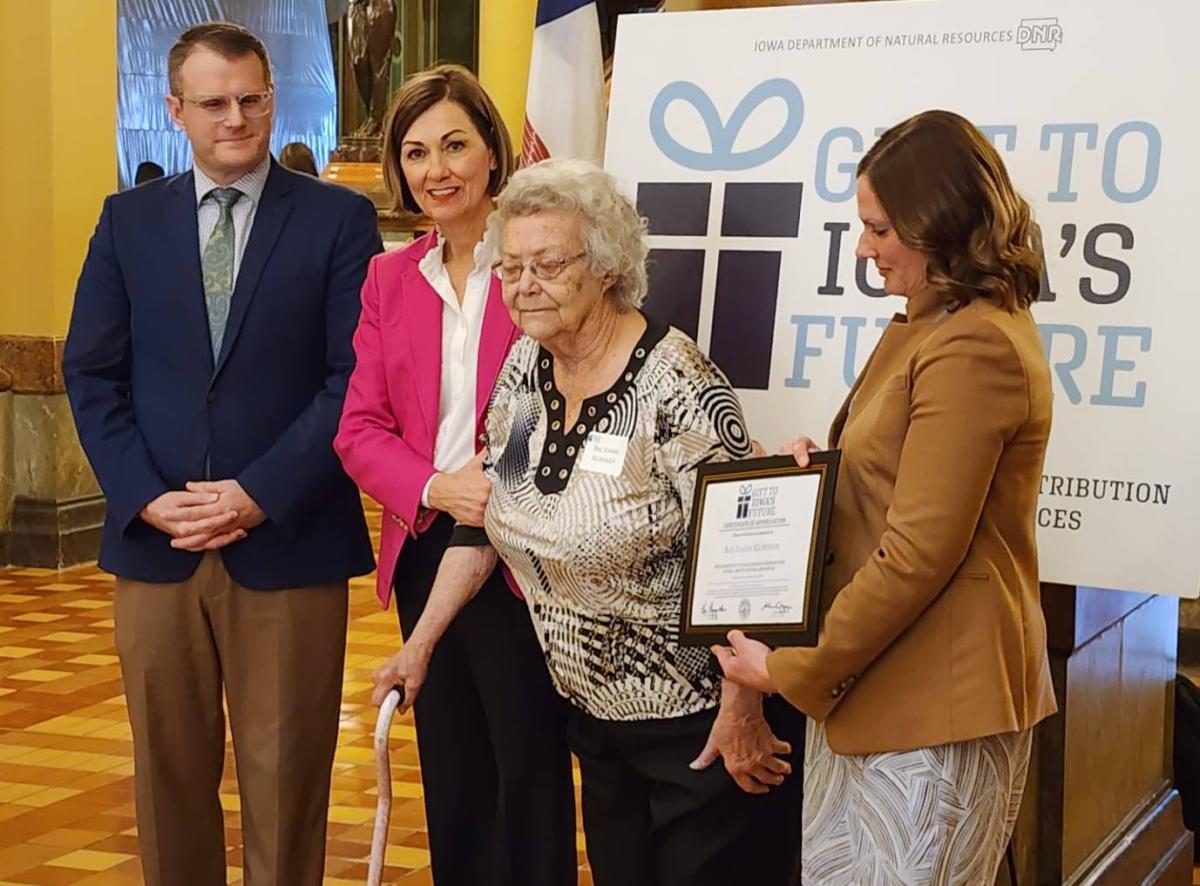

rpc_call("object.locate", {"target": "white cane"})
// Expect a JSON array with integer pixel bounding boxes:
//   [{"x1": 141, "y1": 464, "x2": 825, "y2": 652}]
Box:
[{"x1": 366, "y1": 687, "x2": 404, "y2": 886}]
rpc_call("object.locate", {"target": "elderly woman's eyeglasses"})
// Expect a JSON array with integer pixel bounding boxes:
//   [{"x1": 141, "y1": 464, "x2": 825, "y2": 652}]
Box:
[
  {"x1": 180, "y1": 91, "x2": 274, "y2": 121},
  {"x1": 492, "y1": 252, "x2": 587, "y2": 285}
]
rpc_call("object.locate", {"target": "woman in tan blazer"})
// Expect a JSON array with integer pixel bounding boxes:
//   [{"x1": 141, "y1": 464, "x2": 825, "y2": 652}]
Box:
[{"x1": 716, "y1": 110, "x2": 1058, "y2": 885}]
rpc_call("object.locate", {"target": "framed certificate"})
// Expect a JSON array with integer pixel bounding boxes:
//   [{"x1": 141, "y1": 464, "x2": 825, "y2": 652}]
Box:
[{"x1": 679, "y1": 452, "x2": 839, "y2": 647}]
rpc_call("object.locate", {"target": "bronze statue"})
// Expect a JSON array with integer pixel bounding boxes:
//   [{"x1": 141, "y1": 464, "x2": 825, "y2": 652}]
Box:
[{"x1": 348, "y1": 0, "x2": 397, "y2": 138}]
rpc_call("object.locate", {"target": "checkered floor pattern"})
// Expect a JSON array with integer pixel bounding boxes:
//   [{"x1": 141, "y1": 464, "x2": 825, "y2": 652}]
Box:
[{"x1": 0, "y1": 500, "x2": 592, "y2": 885}]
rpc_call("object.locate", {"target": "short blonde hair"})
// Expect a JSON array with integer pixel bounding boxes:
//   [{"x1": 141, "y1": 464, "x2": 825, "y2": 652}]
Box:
[
  {"x1": 486, "y1": 159, "x2": 649, "y2": 309},
  {"x1": 168, "y1": 22, "x2": 272, "y2": 97}
]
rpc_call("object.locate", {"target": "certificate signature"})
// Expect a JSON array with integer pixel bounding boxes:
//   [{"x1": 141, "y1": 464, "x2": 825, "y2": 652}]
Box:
[
  {"x1": 700, "y1": 601, "x2": 728, "y2": 620},
  {"x1": 761, "y1": 601, "x2": 793, "y2": 616}
]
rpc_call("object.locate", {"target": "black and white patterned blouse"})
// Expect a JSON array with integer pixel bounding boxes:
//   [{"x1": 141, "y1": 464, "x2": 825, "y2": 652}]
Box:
[{"x1": 482, "y1": 318, "x2": 753, "y2": 721}]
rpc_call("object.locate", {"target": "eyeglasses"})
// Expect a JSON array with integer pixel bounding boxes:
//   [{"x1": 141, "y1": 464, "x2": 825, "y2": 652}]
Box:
[
  {"x1": 492, "y1": 251, "x2": 587, "y2": 285},
  {"x1": 179, "y1": 91, "x2": 274, "y2": 121}
]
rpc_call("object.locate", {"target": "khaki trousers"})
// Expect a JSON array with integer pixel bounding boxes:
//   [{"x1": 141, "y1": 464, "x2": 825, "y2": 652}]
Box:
[{"x1": 114, "y1": 552, "x2": 348, "y2": 886}]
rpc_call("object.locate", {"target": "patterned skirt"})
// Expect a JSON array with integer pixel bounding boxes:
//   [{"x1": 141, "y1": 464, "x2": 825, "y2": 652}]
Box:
[{"x1": 802, "y1": 719, "x2": 1031, "y2": 886}]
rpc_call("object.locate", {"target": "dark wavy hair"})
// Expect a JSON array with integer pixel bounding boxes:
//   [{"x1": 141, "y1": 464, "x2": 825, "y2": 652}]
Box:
[{"x1": 858, "y1": 110, "x2": 1043, "y2": 311}]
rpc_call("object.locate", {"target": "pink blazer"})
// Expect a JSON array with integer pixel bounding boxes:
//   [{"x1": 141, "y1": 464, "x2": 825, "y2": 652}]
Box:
[{"x1": 334, "y1": 232, "x2": 521, "y2": 606}]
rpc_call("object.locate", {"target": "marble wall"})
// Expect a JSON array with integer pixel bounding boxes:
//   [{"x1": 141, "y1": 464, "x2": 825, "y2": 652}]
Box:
[
  {"x1": 0, "y1": 336, "x2": 63, "y2": 395},
  {"x1": 0, "y1": 383, "x2": 13, "y2": 535},
  {"x1": 11, "y1": 393, "x2": 99, "y2": 502},
  {"x1": 0, "y1": 335, "x2": 102, "y2": 566}
]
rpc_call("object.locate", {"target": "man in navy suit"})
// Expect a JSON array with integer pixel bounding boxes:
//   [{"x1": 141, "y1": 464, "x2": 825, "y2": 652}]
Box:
[{"x1": 63, "y1": 22, "x2": 381, "y2": 886}]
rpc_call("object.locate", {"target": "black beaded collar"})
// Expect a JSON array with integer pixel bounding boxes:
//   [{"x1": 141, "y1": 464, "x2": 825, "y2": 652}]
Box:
[{"x1": 534, "y1": 317, "x2": 669, "y2": 494}]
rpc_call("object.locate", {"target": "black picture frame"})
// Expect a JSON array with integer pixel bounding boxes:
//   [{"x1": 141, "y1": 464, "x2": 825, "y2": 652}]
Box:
[{"x1": 679, "y1": 451, "x2": 839, "y2": 647}]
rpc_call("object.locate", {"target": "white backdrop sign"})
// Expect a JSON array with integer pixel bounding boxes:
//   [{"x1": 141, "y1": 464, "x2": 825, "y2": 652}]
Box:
[{"x1": 605, "y1": 0, "x2": 1200, "y2": 596}]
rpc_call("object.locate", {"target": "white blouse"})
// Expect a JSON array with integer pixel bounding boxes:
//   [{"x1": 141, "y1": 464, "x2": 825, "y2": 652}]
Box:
[{"x1": 418, "y1": 231, "x2": 494, "y2": 506}]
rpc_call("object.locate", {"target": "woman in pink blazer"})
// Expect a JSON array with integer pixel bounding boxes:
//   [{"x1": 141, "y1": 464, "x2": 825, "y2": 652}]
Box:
[{"x1": 333, "y1": 65, "x2": 576, "y2": 886}]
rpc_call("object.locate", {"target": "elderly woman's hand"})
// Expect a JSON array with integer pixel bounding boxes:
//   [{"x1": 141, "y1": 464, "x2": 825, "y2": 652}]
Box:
[
  {"x1": 780, "y1": 436, "x2": 821, "y2": 468},
  {"x1": 690, "y1": 681, "x2": 792, "y2": 794},
  {"x1": 371, "y1": 639, "x2": 433, "y2": 713}
]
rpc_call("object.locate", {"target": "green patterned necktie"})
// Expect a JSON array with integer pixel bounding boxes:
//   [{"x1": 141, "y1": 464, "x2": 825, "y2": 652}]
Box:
[{"x1": 202, "y1": 187, "x2": 243, "y2": 360}]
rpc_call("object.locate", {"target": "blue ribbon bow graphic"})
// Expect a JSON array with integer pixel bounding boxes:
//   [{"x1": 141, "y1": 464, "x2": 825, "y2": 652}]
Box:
[{"x1": 649, "y1": 79, "x2": 805, "y2": 172}]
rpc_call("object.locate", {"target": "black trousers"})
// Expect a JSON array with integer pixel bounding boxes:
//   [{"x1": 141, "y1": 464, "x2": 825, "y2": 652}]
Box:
[
  {"x1": 568, "y1": 695, "x2": 805, "y2": 886},
  {"x1": 394, "y1": 514, "x2": 577, "y2": 886}
]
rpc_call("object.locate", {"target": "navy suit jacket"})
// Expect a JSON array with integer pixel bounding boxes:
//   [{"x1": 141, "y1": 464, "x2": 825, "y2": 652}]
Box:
[{"x1": 63, "y1": 161, "x2": 382, "y2": 589}]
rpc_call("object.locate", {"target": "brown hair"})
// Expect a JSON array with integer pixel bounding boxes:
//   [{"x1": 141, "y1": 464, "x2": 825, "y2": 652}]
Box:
[
  {"x1": 280, "y1": 141, "x2": 319, "y2": 176},
  {"x1": 858, "y1": 109, "x2": 1043, "y2": 311},
  {"x1": 168, "y1": 22, "x2": 273, "y2": 97},
  {"x1": 381, "y1": 64, "x2": 514, "y2": 215}
]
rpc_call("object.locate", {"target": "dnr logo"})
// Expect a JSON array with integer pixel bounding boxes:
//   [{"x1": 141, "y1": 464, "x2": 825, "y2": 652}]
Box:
[{"x1": 1017, "y1": 17, "x2": 1063, "y2": 51}]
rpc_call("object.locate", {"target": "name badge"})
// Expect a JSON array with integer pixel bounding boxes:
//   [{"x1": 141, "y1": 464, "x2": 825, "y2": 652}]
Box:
[{"x1": 579, "y1": 431, "x2": 628, "y2": 476}]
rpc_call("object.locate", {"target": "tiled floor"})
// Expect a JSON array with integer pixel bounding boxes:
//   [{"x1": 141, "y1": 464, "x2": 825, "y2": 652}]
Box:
[
  {"x1": 1, "y1": 518, "x2": 1195, "y2": 885},
  {"x1": 0, "y1": 500, "x2": 592, "y2": 885}
]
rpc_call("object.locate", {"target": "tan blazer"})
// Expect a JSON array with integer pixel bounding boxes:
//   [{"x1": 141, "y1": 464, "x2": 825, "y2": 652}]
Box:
[{"x1": 766, "y1": 291, "x2": 1058, "y2": 755}]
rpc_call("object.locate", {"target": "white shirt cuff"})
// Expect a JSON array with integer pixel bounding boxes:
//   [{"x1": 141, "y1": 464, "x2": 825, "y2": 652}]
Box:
[{"x1": 421, "y1": 473, "x2": 437, "y2": 510}]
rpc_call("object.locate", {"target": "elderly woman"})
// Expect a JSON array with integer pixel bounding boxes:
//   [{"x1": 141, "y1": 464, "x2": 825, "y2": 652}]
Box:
[
  {"x1": 717, "y1": 110, "x2": 1057, "y2": 885},
  {"x1": 336, "y1": 65, "x2": 575, "y2": 886},
  {"x1": 373, "y1": 158, "x2": 805, "y2": 886}
]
